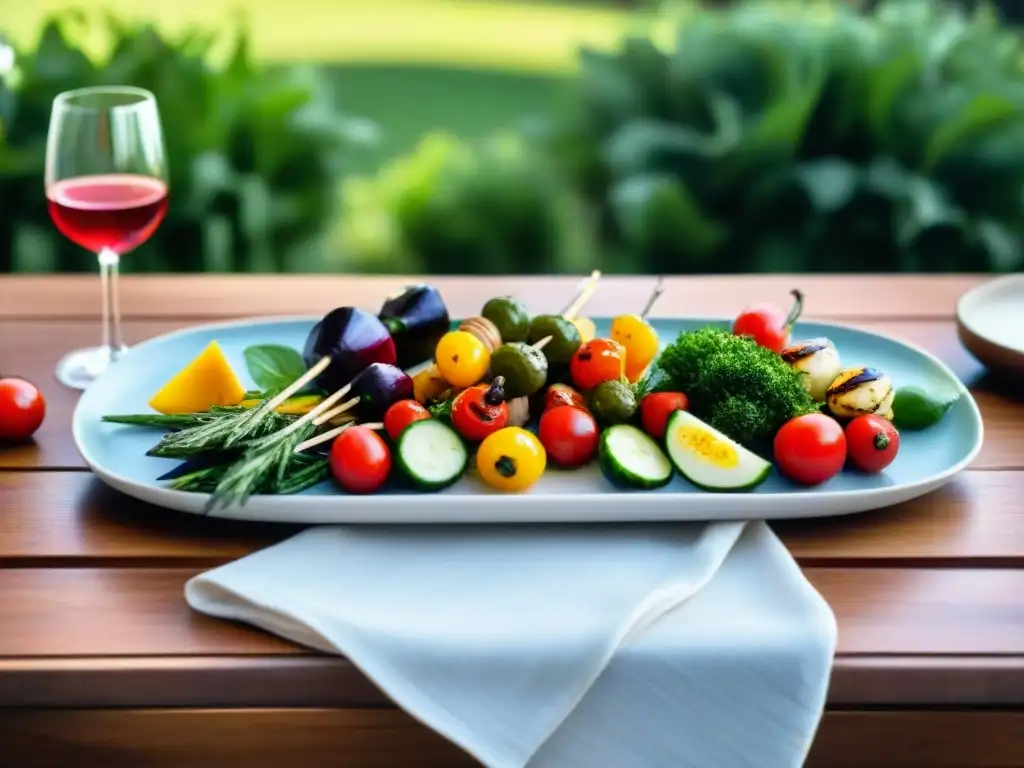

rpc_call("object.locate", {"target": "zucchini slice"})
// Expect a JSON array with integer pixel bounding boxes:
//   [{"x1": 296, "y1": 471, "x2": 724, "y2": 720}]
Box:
[
  {"x1": 396, "y1": 419, "x2": 468, "y2": 491},
  {"x1": 598, "y1": 424, "x2": 673, "y2": 490},
  {"x1": 664, "y1": 410, "x2": 771, "y2": 492}
]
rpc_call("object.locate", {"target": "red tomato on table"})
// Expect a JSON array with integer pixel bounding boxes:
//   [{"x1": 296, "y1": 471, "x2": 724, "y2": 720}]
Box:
[
  {"x1": 330, "y1": 426, "x2": 392, "y2": 493},
  {"x1": 0, "y1": 377, "x2": 46, "y2": 442},
  {"x1": 844, "y1": 415, "x2": 900, "y2": 473},
  {"x1": 773, "y1": 412, "x2": 846, "y2": 486},
  {"x1": 537, "y1": 405, "x2": 599, "y2": 468}
]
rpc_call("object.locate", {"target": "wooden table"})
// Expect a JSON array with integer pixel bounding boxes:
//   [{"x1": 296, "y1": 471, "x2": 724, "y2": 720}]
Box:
[{"x1": 1, "y1": 274, "x2": 1022, "y2": 768}]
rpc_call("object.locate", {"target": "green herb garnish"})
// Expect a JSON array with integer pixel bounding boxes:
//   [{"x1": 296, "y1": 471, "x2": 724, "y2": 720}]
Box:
[
  {"x1": 203, "y1": 420, "x2": 319, "y2": 512},
  {"x1": 244, "y1": 344, "x2": 310, "y2": 396},
  {"x1": 652, "y1": 327, "x2": 819, "y2": 450},
  {"x1": 145, "y1": 408, "x2": 297, "y2": 458},
  {"x1": 428, "y1": 398, "x2": 454, "y2": 420},
  {"x1": 170, "y1": 451, "x2": 328, "y2": 496}
]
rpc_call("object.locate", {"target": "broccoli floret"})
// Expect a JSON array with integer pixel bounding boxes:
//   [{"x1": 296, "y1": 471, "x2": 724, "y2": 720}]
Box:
[{"x1": 654, "y1": 326, "x2": 819, "y2": 449}]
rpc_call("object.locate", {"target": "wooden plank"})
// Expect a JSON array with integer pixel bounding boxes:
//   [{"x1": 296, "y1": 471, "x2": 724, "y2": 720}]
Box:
[
  {"x1": 0, "y1": 568, "x2": 1020, "y2": 659},
  {"x1": 3, "y1": 318, "x2": 1021, "y2": 470},
  {"x1": 0, "y1": 274, "x2": 989, "y2": 320},
  {"x1": 0, "y1": 708, "x2": 1020, "y2": 768},
  {"x1": 2, "y1": 655, "x2": 1021, "y2": 709},
  {"x1": 2, "y1": 471, "x2": 1022, "y2": 568},
  {"x1": 772, "y1": 471, "x2": 1024, "y2": 567}
]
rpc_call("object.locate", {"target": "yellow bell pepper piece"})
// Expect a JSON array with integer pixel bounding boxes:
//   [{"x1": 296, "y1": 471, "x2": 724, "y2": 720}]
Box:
[
  {"x1": 238, "y1": 394, "x2": 323, "y2": 415},
  {"x1": 148, "y1": 340, "x2": 247, "y2": 414}
]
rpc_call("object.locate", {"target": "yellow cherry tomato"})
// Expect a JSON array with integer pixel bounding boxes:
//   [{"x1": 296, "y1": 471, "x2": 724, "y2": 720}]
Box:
[
  {"x1": 610, "y1": 314, "x2": 661, "y2": 383},
  {"x1": 435, "y1": 331, "x2": 491, "y2": 388},
  {"x1": 476, "y1": 427, "x2": 547, "y2": 492},
  {"x1": 571, "y1": 316, "x2": 597, "y2": 343}
]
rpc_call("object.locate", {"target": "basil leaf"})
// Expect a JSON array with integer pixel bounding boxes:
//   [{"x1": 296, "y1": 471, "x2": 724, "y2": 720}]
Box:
[{"x1": 244, "y1": 344, "x2": 307, "y2": 396}]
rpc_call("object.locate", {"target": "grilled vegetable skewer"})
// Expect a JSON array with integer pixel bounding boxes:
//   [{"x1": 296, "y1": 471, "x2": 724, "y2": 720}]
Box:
[{"x1": 491, "y1": 271, "x2": 601, "y2": 398}]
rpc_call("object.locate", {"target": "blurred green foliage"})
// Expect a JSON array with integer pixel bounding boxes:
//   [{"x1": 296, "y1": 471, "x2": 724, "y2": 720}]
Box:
[
  {"x1": 5, "y1": 0, "x2": 1024, "y2": 275},
  {"x1": 0, "y1": 11, "x2": 371, "y2": 273},
  {"x1": 535, "y1": 0, "x2": 1024, "y2": 273},
  {"x1": 335, "y1": 131, "x2": 596, "y2": 274}
]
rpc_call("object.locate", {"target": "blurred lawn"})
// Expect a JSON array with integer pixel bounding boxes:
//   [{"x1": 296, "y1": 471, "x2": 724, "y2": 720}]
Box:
[
  {"x1": 324, "y1": 65, "x2": 569, "y2": 174},
  {"x1": 4, "y1": 0, "x2": 649, "y2": 72},
  {"x1": 5, "y1": 0, "x2": 653, "y2": 171}
]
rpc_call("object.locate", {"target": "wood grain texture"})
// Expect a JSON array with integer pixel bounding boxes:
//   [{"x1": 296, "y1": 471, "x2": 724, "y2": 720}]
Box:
[
  {"x1": 0, "y1": 567, "x2": 1020, "y2": 659},
  {"x1": 1, "y1": 708, "x2": 1021, "y2": 768},
  {"x1": 0, "y1": 274, "x2": 1021, "y2": 760},
  {"x1": 2, "y1": 318, "x2": 1021, "y2": 470},
  {"x1": 3, "y1": 655, "x2": 1021, "y2": 709},
  {"x1": 0, "y1": 274, "x2": 989, "y2": 320},
  {"x1": 2, "y1": 471, "x2": 1022, "y2": 568}
]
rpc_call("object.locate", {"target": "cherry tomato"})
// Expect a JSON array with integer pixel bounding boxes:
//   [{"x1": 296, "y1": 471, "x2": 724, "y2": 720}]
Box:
[
  {"x1": 845, "y1": 415, "x2": 900, "y2": 473},
  {"x1": 476, "y1": 427, "x2": 546, "y2": 492},
  {"x1": 638, "y1": 391, "x2": 689, "y2": 440},
  {"x1": 450, "y1": 378, "x2": 509, "y2": 441},
  {"x1": 383, "y1": 399, "x2": 430, "y2": 442},
  {"x1": 570, "y1": 338, "x2": 626, "y2": 391},
  {"x1": 773, "y1": 413, "x2": 846, "y2": 486},
  {"x1": 610, "y1": 314, "x2": 660, "y2": 382},
  {"x1": 435, "y1": 330, "x2": 490, "y2": 388},
  {"x1": 0, "y1": 377, "x2": 46, "y2": 442},
  {"x1": 544, "y1": 383, "x2": 587, "y2": 413},
  {"x1": 538, "y1": 405, "x2": 599, "y2": 468},
  {"x1": 329, "y1": 426, "x2": 392, "y2": 493},
  {"x1": 733, "y1": 289, "x2": 804, "y2": 354}
]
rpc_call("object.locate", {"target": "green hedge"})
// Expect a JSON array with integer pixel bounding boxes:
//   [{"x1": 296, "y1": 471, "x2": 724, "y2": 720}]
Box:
[{"x1": 5, "y1": 1, "x2": 1024, "y2": 275}]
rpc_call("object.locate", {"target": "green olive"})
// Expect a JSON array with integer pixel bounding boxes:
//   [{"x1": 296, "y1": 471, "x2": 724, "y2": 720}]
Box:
[
  {"x1": 490, "y1": 342, "x2": 549, "y2": 399},
  {"x1": 481, "y1": 297, "x2": 531, "y2": 343},
  {"x1": 588, "y1": 380, "x2": 637, "y2": 426},
  {"x1": 526, "y1": 315, "x2": 582, "y2": 365}
]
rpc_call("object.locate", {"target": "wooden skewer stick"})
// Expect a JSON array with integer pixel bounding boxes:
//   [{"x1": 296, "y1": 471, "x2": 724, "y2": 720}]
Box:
[
  {"x1": 261, "y1": 355, "x2": 331, "y2": 411},
  {"x1": 531, "y1": 269, "x2": 603, "y2": 353},
  {"x1": 562, "y1": 269, "x2": 602, "y2": 321},
  {"x1": 293, "y1": 421, "x2": 384, "y2": 454},
  {"x1": 558, "y1": 269, "x2": 602, "y2": 316},
  {"x1": 640, "y1": 276, "x2": 665, "y2": 321},
  {"x1": 313, "y1": 396, "x2": 362, "y2": 426}
]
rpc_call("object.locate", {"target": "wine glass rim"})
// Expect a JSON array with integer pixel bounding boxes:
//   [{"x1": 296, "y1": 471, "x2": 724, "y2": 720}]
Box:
[{"x1": 54, "y1": 85, "x2": 157, "y2": 111}]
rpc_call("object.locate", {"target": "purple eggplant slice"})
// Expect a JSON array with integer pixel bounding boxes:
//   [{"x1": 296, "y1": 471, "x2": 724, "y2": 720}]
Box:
[
  {"x1": 349, "y1": 363, "x2": 415, "y2": 420},
  {"x1": 303, "y1": 307, "x2": 397, "y2": 393},
  {"x1": 379, "y1": 284, "x2": 451, "y2": 370}
]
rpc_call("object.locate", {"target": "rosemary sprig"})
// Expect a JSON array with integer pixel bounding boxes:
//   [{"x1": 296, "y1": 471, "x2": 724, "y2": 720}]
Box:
[
  {"x1": 169, "y1": 452, "x2": 328, "y2": 496},
  {"x1": 102, "y1": 406, "x2": 246, "y2": 430},
  {"x1": 203, "y1": 420, "x2": 318, "y2": 512},
  {"x1": 147, "y1": 409, "x2": 297, "y2": 458},
  {"x1": 275, "y1": 454, "x2": 331, "y2": 495}
]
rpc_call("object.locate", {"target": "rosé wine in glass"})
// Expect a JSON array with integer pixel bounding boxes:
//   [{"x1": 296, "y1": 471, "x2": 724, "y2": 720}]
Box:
[
  {"x1": 44, "y1": 86, "x2": 168, "y2": 390},
  {"x1": 47, "y1": 174, "x2": 167, "y2": 255}
]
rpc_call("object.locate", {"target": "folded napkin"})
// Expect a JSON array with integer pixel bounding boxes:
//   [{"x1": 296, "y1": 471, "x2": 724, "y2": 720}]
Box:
[{"x1": 186, "y1": 520, "x2": 836, "y2": 768}]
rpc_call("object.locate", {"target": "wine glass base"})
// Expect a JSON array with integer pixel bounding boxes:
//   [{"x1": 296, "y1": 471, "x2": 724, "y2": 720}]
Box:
[{"x1": 55, "y1": 345, "x2": 128, "y2": 390}]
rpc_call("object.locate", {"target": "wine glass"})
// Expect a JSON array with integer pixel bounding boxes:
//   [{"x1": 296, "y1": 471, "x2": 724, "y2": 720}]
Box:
[{"x1": 45, "y1": 86, "x2": 168, "y2": 390}]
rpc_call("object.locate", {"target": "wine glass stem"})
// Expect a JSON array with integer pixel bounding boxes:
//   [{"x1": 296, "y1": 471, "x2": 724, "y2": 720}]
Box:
[{"x1": 98, "y1": 247, "x2": 125, "y2": 359}]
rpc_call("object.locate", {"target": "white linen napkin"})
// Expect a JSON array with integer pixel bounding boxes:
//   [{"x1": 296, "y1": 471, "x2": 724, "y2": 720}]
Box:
[{"x1": 185, "y1": 520, "x2": 837, "y2": 768}]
